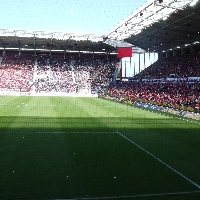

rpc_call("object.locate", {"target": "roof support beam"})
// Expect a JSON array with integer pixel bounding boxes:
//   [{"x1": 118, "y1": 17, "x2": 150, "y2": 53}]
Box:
[
  {"x1": 80, "y1": 39, "x2": 88, "y2": 51},
  {"x1": 79, "y1": 39, "x2": 88, "y2": 57},
  {"x1": 15, "y1": 37, "x2": 21, "y2": 56},
  {"x1": 34, "y1": 34, "x2": 37, "y2": 56},
  {"x1": 96, "y1": 42, "x2": 103, "y2": 50},
  {"x1": 0, "y1": 39, "x2": 5, "y2": 48},
  {"x1": 0, "y1": 39, "x2": 6, "y2": 56},
  {"x1": 49, "y1": 38, "x2": 53, "y2": 56},
  {"x1": 64, "y1": 37, "x2": 71, "y2": 59}
]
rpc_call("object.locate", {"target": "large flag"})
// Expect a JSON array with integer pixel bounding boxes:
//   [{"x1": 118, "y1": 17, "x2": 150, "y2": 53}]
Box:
[{"x1": 117, "y1": 47, "x2": 132, "y2": 58}]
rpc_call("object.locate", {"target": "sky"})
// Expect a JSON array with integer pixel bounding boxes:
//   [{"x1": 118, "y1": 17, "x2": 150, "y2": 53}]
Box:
[{"x1": 0, "y1": 0, "x2": 147, "y2": 34}]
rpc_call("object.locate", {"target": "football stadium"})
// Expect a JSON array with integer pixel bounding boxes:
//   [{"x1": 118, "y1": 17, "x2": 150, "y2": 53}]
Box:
[{"x1": 0, "y1": 0, "x2": 200, "y2": 199}]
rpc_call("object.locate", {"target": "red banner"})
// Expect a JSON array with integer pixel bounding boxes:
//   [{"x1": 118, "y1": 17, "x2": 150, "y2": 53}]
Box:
[{"x1": 118, "y1": 47, "x2": 132, "y2": 58}]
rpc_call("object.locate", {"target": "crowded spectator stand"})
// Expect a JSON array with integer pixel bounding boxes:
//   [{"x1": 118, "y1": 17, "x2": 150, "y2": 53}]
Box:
[
  {"x1": 0, "y1": 53, "x2": 34, "y2": 93},
  {"x1": 0, "y1": 53, "x2": 118, "y2": 96},
  {"x1": 107, "y1": 52, "x2": 200, "y2": 113}
]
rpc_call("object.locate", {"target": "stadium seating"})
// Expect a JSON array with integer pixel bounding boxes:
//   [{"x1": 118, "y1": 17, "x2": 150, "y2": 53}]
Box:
[
  {"x1": 133, "y1": 52, "x2": 200, "y2": 79},
  {"x1": 0, "y1": 53, "x2": 34, "y2": 92},
  {"x1": 0, "y1": 53, "x2": 117, "y2": 94},
  {"x1": 1, "y1": 51, "x2": 199, "y2": 111},
  {"x1": 108, "y1": 52, "x2": 200, "y2": 111},
  {"x1": 109, "y1": 81, "x2": 200, "y2": 109}
]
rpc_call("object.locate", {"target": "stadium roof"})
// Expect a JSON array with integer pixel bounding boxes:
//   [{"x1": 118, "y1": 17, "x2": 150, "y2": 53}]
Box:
[
  {"x1": 0, "y1": 0, "x2": 200, "y2": 55},
  {"x1": 0, "y1": 29, "x2": 115, "y2": 54},
  {"x1": 106, "y1": 0, "x2": 200, "y2": 53}
]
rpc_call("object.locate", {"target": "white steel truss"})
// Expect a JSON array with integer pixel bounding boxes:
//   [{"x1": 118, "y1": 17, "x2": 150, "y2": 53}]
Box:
[{"x1": 106, "y1": 0, "x2": 198, "y2": 40}]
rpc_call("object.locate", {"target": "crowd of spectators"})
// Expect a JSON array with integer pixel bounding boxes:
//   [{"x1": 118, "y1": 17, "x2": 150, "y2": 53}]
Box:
[
  {"x1": 34, "y1": 55, "x2": 117, "y2": 94},
  {"x1": 34, "y1": 55, "x2": 75, "y2": 93},
  {"x1": 0, "y1": 53, "x2": 35, "y2": 92},
  {"x1": 0, "y1": 53, "x2": 118, "y2": 94},
  {"x1": 109, "y1": 80, "x2": 200, "y2": 109},
  {"x1": 108, "y1": 52, "x2": 200, "y2": 111},
  {"x1": 73, "y1": 56, "x2": 116, "y2": 93},
  {"x1": 133, "y1": 52, "x2": 200, "y2": 80}
]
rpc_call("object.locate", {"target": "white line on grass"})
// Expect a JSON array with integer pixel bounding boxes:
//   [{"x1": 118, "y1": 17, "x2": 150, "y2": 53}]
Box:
[
  {"x1": 35, "y1": 131, "x2": 114, "y2": 134},
  {"x1": 35, "y1": 132, "x2": 66, "y2": 134},
  {"x1": 71, "y1": 132, "x2": 115, "y2": 134},
  {"x1": 57, "y1": 190, "x2": 200, "y2": 200},
  {"x1": 117, "y1": 130, "x2": 200, "y2": 189}
]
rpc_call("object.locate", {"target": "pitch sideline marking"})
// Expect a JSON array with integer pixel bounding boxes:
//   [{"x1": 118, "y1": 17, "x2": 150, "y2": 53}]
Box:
[
  {"x1": 35, "y1": 132, "x2": 66, "y2": 134},
  {"x1": 71, "y1": 132, "x2": 115, "y2": 134},
  {"x1": 35, "y1": 131, "x2": 114, "y2": 134},
  {"x1": 57, "y1": 190, "x2": 200, "y2": 200},
  {"x1": 117, "y1": 130, "x2": 200, "y2": 189}
]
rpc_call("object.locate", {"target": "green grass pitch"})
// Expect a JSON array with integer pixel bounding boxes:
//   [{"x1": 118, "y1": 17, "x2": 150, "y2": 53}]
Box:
[{"x1": 0, "y1": 95, "x2": 200, "y2": 199}]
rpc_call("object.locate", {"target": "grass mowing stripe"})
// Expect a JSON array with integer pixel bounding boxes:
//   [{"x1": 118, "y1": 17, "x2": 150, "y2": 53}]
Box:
[
  {"x1": 1, "y1": 96, "x2": 200, "y2": 198},
  {"x1": 117, "y1": 130, "x2": 200, "y2": 189}
]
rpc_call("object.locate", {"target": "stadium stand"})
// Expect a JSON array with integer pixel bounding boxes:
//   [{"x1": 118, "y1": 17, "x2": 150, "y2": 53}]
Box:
[
  {"x1": 108, "y1": 52, "x2": 200, "y2": 113},
  {"x1": 133, "y1": 51, "x2": 200, "y2": 80},
  {"x1": 0, "y1": 53, "x2": 118, "y2": 95},
  {"x1": 0, "y1": 53, "x2": 35, "y2": 93}
]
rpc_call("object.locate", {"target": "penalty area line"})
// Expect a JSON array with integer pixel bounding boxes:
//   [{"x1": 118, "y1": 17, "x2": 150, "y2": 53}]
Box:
[{"x1": 117, "y1": 130, "x2": 200, "y2": 190}]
